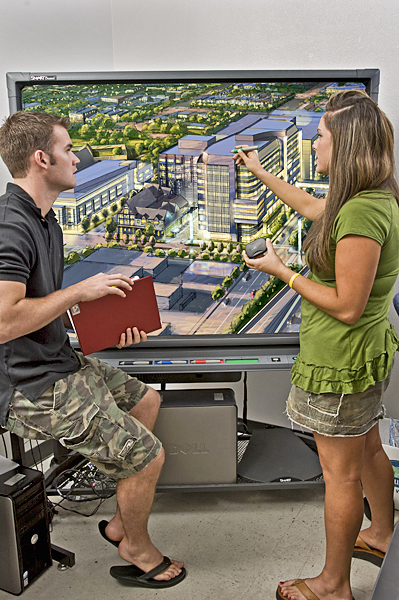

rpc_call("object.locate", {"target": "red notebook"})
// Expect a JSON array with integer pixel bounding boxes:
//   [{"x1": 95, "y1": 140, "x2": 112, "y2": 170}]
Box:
[{"x1": 67, "y1": 275, "x2": 162, "y2": 355}]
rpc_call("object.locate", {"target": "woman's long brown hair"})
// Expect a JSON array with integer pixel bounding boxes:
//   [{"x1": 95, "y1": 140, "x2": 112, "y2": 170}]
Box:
[{"x1": 303, "y1": 90, "x2": 399, "y2": 273}]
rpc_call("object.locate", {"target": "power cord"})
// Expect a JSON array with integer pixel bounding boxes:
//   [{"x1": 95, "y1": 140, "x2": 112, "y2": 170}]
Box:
[
  {"x1": 49, "y1": 495, "x2": 107, "y2": 518},
  {"x1": 238, "y1": 371, "x2": 251, "y2": 437},
  {"x1": 1, "y1": 432, "x2": 8, "y2": 458},
  {"x1": 49, "y1": 462, "x2": 117, "y2": 517}
]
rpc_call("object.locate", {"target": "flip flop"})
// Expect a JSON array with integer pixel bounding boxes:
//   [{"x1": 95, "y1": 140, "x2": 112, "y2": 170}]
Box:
[
  {"x1": 276, "y1": 579, "x2": 356, "y2": 600},
  {"x1": 276, "y1": 580, "x2": 319, "y2": 600},
  {"x1": 352, "y1": 534, "x2": 385, "y2": 567},
  {"x1": 110, "y1": 556, "x2": 186, "y2": 588},
  {"x1": 98, "y1": 520, "x2": 120, "y2": 548}
]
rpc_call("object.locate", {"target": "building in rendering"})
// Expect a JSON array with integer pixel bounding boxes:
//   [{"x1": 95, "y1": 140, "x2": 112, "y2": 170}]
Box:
[
  {"x1": 69, "y1": 107, "x2": 98, "y2": 124},
  {"x1": 233, "y1": 137, "x2": 284, "y2": 241},
  {"x1": 298, "y1": 120, "x2": 319, "y2": 181},
  {"x1": 115, "y1": 184, "x2": 188, "y2": 239},
  {"x1": 55, "y1": 146, "x2": 153, "y2": 230},
  {"x1": 325, "y1": 82, "x2": 366, "y2": 95},
  {"x1": 158, "y1": 115, "x2": 301, "y2": 242},
  {"x1": 158, "y1": 135, "x2": 216, "y2": 205}
]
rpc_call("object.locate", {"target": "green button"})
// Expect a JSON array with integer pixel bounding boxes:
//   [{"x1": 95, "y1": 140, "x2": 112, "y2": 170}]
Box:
[{"x1": 225, "y1": 359, "x2": 259, "y2": 364}]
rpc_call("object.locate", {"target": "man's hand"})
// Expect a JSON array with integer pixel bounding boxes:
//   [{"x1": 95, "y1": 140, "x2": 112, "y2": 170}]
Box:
[
  {"x1": 116, "y1": 327, "x2": 147, "y2": 349},
  {"x1": 74, "y1": 272, "x2": 134, "y2": 303}
]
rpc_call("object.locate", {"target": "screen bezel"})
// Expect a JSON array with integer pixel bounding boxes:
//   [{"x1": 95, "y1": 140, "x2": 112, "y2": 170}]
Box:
[
  {"x1": 6, "y1": 69, "x2": 380, "y2": 113},
  {"x1": 5, "y1": 68, "x2": 380, "y2": 361}
]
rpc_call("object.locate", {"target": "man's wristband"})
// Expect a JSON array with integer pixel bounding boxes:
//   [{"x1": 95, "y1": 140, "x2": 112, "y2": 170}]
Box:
[{"x1": 288, "y1": 272, "x2": 301, "y2": 289}]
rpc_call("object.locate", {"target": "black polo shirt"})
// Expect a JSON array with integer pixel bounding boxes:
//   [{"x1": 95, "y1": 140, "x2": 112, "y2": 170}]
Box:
[{"x1": 0, "y1": 183, "x2": 80, "y2": 426}]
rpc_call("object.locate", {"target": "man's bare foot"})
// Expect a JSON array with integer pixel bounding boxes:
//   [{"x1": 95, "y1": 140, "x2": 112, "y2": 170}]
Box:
[
  {"x1": 118, "y1": 538, "x2": 184, "y2": 581},
  {"x1": 104, "y1": 520, "x2": 123, "y2": 544},
  {"x1": 278, "y1": 576, "x2": 353, "y2": 600}
]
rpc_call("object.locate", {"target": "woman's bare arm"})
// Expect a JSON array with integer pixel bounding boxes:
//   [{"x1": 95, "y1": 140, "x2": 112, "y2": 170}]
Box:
[
  {"x1": 235, "y1": 147, "x2": 326, "y2": 221},
  {"x1": 245, "y1": 235, "x2": 381, "y2": 324}
]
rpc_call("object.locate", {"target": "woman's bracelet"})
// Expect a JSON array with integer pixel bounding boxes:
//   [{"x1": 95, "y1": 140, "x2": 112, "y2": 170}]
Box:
[{"x1": 288, "y1": 272, "x2": 301, "y2": 289}]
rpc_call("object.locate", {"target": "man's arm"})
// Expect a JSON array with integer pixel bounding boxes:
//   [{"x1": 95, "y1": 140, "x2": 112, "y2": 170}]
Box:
[{"x1": 0, "y1": 272, "x2": 135, "y2": 344}]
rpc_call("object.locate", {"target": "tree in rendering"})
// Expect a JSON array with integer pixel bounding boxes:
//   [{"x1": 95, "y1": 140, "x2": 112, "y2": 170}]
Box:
[
  {"x1": 211, "y1": 285, "x2": 225, "y2": 301},
  {"x1": 81, "y1": 216, "x2": 90, "y2": 232}
]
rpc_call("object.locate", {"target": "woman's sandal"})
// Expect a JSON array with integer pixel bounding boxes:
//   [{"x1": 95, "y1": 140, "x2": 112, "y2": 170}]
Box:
[
  {"x1": 276, "y1": 579, "x2": 355, "y2": 600},
  {"x1": 352, "y1": 534, "x2": 385, "y2": 567}
]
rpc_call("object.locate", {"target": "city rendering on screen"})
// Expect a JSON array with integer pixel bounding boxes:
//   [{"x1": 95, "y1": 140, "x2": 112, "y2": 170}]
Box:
[{"x1": 22, "y1": 78, "x2": 365, "y2": 338}]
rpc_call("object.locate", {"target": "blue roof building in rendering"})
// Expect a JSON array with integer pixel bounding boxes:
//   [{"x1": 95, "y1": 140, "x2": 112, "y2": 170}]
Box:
[{"x1": 54, "y1": 146, "x2": 153, "y2": 230}]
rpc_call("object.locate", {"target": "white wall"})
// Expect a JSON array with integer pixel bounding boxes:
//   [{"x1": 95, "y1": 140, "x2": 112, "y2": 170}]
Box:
[
  {"x1": 0, "y1": 0, "x2": 398, "y2": 423},
  {"x1": 0, "y1": 0, "x2": 115, "y2": 186},
  {"x1": 110, "y1": 0, "x2": 399, "y2": 160}
]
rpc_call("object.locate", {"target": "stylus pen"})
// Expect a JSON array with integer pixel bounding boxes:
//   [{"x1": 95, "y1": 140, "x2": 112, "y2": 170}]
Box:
[{"x1": 230, "y1": 145, "x2": 259, "y2": 153}]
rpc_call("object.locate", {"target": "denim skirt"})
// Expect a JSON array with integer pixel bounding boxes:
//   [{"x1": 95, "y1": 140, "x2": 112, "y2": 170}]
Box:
[{"x1": 286, "y1": 373, "x2": 391, "y2": 437}]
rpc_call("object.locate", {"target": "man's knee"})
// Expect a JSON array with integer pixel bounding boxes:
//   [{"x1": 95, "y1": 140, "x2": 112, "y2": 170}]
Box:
[
  {"x1": 140, "y1": 446, "x2": 165, "y2": 478},
  {"x1": 137, "y1": 386, "x2": 161, "y2": 415},
  {"x1": 155, "y1": 445, "x2": 165, "y2": 467}
]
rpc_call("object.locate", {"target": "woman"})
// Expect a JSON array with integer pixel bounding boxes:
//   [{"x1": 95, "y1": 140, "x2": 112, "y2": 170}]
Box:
[{"x1": 235, "y1": 90, "x2": 399, "y2": 600}]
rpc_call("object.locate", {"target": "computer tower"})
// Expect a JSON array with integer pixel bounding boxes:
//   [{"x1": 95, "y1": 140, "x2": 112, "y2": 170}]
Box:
[
  {"x1": 0, "y1": 466, "x2": 52, "y2": 595},
  {"x1": 153, "y1": 388, "x2": 237, "y2": 486}
]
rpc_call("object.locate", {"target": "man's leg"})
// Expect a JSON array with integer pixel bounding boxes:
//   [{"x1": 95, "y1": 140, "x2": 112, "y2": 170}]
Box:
[
  {"x1": 128, "y1": 386, "x2": 161, "y2": 432},
  {"x1": 116, "y1": 449, "x2": 183, "y2": 580},
  {"x1": 102, "y1": 386, "x2": 183, "y2": 581},
  {"x1": 103, "y1": 386, "x2": 161, "y2": 545},
  {"x1": 6, "y1": 367, "x2": 184, "y2": 582},
  {"x1": 80, "y1": 380, "x2": 183, "y2": 580}
]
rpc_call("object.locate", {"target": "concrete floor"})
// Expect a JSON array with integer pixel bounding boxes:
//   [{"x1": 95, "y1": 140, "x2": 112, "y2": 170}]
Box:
[{"x1": 0, "y1": 486, "x2": 391, "y2": 600}]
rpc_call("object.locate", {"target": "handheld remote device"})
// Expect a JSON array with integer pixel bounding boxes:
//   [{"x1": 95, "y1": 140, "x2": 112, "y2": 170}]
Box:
[{"x1": 245, "y1": 238, "x2": 267, "y2": 259}]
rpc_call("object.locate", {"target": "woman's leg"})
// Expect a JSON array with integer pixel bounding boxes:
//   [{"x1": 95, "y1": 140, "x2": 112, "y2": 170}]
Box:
[
  {"x1": 358, "y1": 423, "x2": 394, "y2": 552},
  {"x1": 279, "y1": 432, "x2": 366, "y2": 600}
]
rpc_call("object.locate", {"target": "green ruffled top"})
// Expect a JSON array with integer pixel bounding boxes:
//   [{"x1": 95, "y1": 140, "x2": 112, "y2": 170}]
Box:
[{"x1": 291, "y1": 190, "x2": 399, "y2": 394}]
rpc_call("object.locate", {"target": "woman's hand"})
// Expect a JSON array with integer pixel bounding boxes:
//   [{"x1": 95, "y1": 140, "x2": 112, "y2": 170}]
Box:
[
  {"x1": 243, "y1": 238, "x2": 285, "y2": 278},
  {"x1": 116, "y1": 326, "x2": 147, "y2": 349},
  {"x1": 233, "y1": 146, "x2": 324, "y2": 221},
  {"x1": 234, "y1": 146, "x2": 263, "y2": 176}
]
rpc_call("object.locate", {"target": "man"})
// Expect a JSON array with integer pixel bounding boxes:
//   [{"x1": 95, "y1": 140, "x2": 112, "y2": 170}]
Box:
[{"x1": 0, "y1": 111, "x2": 185, "y2": 588}]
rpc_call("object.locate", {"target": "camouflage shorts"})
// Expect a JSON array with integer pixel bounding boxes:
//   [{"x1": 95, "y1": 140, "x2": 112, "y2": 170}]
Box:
[
  {"x1": 286, "y1": 373, "x2": 391, "y2": 437},
  {"x1": 6, "y1": 353, "x2": 162, "y2": 479}
]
